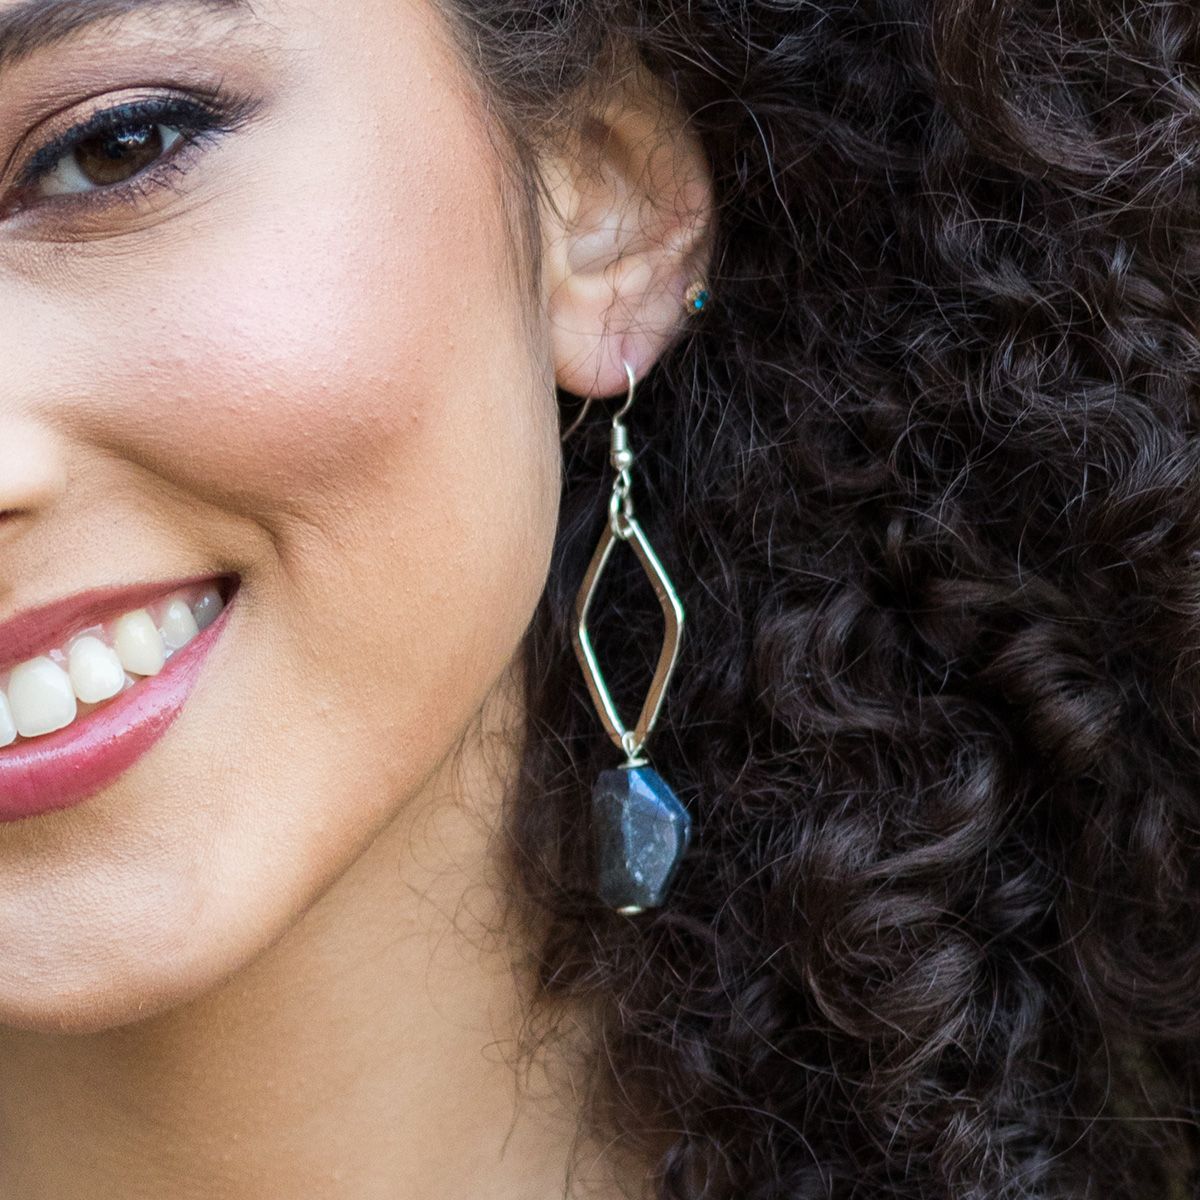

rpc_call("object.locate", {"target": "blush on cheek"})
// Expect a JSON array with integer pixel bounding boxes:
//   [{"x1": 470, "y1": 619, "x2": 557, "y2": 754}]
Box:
[{"x1": 90, "y1": 247, "x2": 449, "y2": 517}]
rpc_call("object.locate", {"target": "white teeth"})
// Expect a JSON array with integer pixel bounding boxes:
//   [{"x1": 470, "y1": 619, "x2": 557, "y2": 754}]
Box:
[
  {"x1": 0, "y1": 691, "x2": 16, "y2": 748},
  {"x1": 192, "y1": 586, "x2": 223, "y2": 631},
  {"x1": 0, "y1": 581, "x2": 228, "y2": 747},
  {"x1": 113, "y1": 610, "x2": 165, "y2": 677},
  {"x1": 8, "y1": 657, "x2": 77, "y2": 738},
  {"x1": 68, "y1": 636, "x2": 127, "y2": 704},
  {"x1": 161, "y1": 599, "x2": 199, "y2": 650}
]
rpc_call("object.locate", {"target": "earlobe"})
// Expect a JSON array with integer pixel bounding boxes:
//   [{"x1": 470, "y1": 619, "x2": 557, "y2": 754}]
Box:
[{"x1": 540, "y1": 69, "x2": 713, "y2": 400}]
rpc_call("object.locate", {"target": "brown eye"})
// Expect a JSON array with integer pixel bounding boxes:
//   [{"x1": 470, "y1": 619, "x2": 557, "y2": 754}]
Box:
[
  {"x1": 73, "y1": 125, "x2": 165, "y2": 187},
  {"x1": 32, "y1": 121, "x2": 184, "y2": 200},
  {"x1": 8, "y1": 91, "x2": 264, "y2": 215}
]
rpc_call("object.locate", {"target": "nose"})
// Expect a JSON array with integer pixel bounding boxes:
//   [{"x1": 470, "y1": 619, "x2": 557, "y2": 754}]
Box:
[{"x1": 0, "y1": 416, "x2": 68, "y2": 546}]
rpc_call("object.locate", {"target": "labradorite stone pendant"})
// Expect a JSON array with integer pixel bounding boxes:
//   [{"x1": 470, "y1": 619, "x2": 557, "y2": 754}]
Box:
[{"x1": 592, "y1": 765, "x2": 692, "y2": 915}]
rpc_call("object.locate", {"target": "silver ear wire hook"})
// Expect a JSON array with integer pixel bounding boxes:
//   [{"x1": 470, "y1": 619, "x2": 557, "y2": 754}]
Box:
[
  {"x1": 560, "y1": 362, "x2": 638, "y2": 444},
  {"x1": 612, "y1": 361, "x2": 637, "y2": 424}
]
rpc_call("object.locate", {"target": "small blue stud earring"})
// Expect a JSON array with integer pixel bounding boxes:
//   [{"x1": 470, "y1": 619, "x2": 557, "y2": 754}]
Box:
[
  {"x1": 564, "y1": 362, "x2": 692, "y2": 916},
  {"x1": 684, "y1": 281, "x2": 710, "y2": 314}
]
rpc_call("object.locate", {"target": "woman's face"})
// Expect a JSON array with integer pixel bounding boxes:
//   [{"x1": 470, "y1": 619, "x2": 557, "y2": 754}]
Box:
[{"x1": 0, "y1": 0, "x2": 562, "y2": 1030}]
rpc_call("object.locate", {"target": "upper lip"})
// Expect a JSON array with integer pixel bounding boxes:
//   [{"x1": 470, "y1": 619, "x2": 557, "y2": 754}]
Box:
[{"x1": 0, "y1": 573, "x2": 234, "y2": 676}]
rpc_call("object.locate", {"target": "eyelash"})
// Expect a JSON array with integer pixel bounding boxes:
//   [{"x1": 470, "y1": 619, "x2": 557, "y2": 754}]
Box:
[{"x1": 8, "y1": 89, "x2": 261, "y2": 215}]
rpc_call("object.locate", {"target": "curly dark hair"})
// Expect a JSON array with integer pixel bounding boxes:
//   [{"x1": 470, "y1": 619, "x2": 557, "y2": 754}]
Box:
[{"x1": 441, "y1": 1, "x2": 1200, "y2": 1196}]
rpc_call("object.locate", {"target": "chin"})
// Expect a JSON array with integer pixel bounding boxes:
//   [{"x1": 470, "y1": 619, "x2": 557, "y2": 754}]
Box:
[
  {"x1": 0, "y1": 851, "x2": 300, "y2": 1036},
  {"x1": 0, "y1": 938, "x2": 225, "y2": 1036}
]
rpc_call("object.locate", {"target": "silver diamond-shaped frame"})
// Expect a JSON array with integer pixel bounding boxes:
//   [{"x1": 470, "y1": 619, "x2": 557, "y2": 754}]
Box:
[{"x1": 572, "y1": 513, "x2": 685, "y2": 761}]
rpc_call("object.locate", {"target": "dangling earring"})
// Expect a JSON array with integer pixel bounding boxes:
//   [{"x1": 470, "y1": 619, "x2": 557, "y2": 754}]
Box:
[{"x1": 564, "y1": 361, "x2": 692, "y2": 916}]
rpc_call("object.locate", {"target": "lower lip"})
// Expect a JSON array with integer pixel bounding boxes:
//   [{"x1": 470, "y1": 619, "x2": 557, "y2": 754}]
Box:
[{"x1": 0, "y1": 589, "x2": 236, "y2": 821}]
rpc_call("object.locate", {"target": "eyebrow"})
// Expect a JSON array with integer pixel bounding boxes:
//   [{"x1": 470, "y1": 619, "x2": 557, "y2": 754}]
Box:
[{"x1": 0, "y1": 0, "x2": 252, "y2": 73}]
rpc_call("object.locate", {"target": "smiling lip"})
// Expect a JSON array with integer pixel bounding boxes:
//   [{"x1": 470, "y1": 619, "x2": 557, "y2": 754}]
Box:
[{"x1": 0, "y1": 575, "x2": 238, "y2": 822}]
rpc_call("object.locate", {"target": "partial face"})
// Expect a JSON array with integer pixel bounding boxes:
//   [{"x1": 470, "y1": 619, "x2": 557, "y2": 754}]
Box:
[{"x1": 0, "y1": 0, "x2": 561, "y2": 1029}]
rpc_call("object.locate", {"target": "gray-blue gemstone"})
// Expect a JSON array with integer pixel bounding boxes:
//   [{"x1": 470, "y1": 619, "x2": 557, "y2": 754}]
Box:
[{"x1": 592, "y1": 765, "x2": 691, "y2": 913}]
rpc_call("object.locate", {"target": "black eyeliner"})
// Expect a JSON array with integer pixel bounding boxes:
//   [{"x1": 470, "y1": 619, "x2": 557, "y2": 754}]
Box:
[{"x1": 15, "y1": 89, "x2": 263, "y2": 190}]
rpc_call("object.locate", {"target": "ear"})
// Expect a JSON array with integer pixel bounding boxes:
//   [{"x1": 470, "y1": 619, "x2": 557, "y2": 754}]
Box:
[{"x1": 539, "y1": 64, "x2": 714, "y2": 399}]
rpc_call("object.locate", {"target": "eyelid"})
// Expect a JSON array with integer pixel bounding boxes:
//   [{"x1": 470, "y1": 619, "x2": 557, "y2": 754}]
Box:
[{"x1": 2, "y1": 86, "x2": 264, "y2": 218}]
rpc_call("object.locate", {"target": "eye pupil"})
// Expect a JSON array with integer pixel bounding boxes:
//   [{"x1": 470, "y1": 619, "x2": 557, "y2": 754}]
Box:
[{"x1": 74, "y1": 125, "x2": 164, "y2": 187}]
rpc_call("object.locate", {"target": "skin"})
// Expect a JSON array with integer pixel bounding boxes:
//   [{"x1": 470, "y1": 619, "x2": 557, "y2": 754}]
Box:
[{"x1": 0, "y1": 0, "x2": 711, "y2": 1196}]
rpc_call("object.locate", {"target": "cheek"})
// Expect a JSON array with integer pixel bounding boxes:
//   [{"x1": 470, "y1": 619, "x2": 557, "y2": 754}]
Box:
[
  {"x1": 78, "y1": 146, "x2": 493, "y2": 526},
  {"x1": 66, "y1": 75, "x2": 555, "y2": 600}
]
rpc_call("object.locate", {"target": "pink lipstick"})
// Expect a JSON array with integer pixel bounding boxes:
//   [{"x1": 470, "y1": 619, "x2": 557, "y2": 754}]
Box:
[{"x1": 0, "y1": 575, "x2": 238, "y2": 821}]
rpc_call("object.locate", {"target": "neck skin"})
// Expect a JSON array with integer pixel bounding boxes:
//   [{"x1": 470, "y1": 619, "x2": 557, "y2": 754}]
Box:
[{"x1": 0, "y1": 674, "x2": 609, "y2": 1200}]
